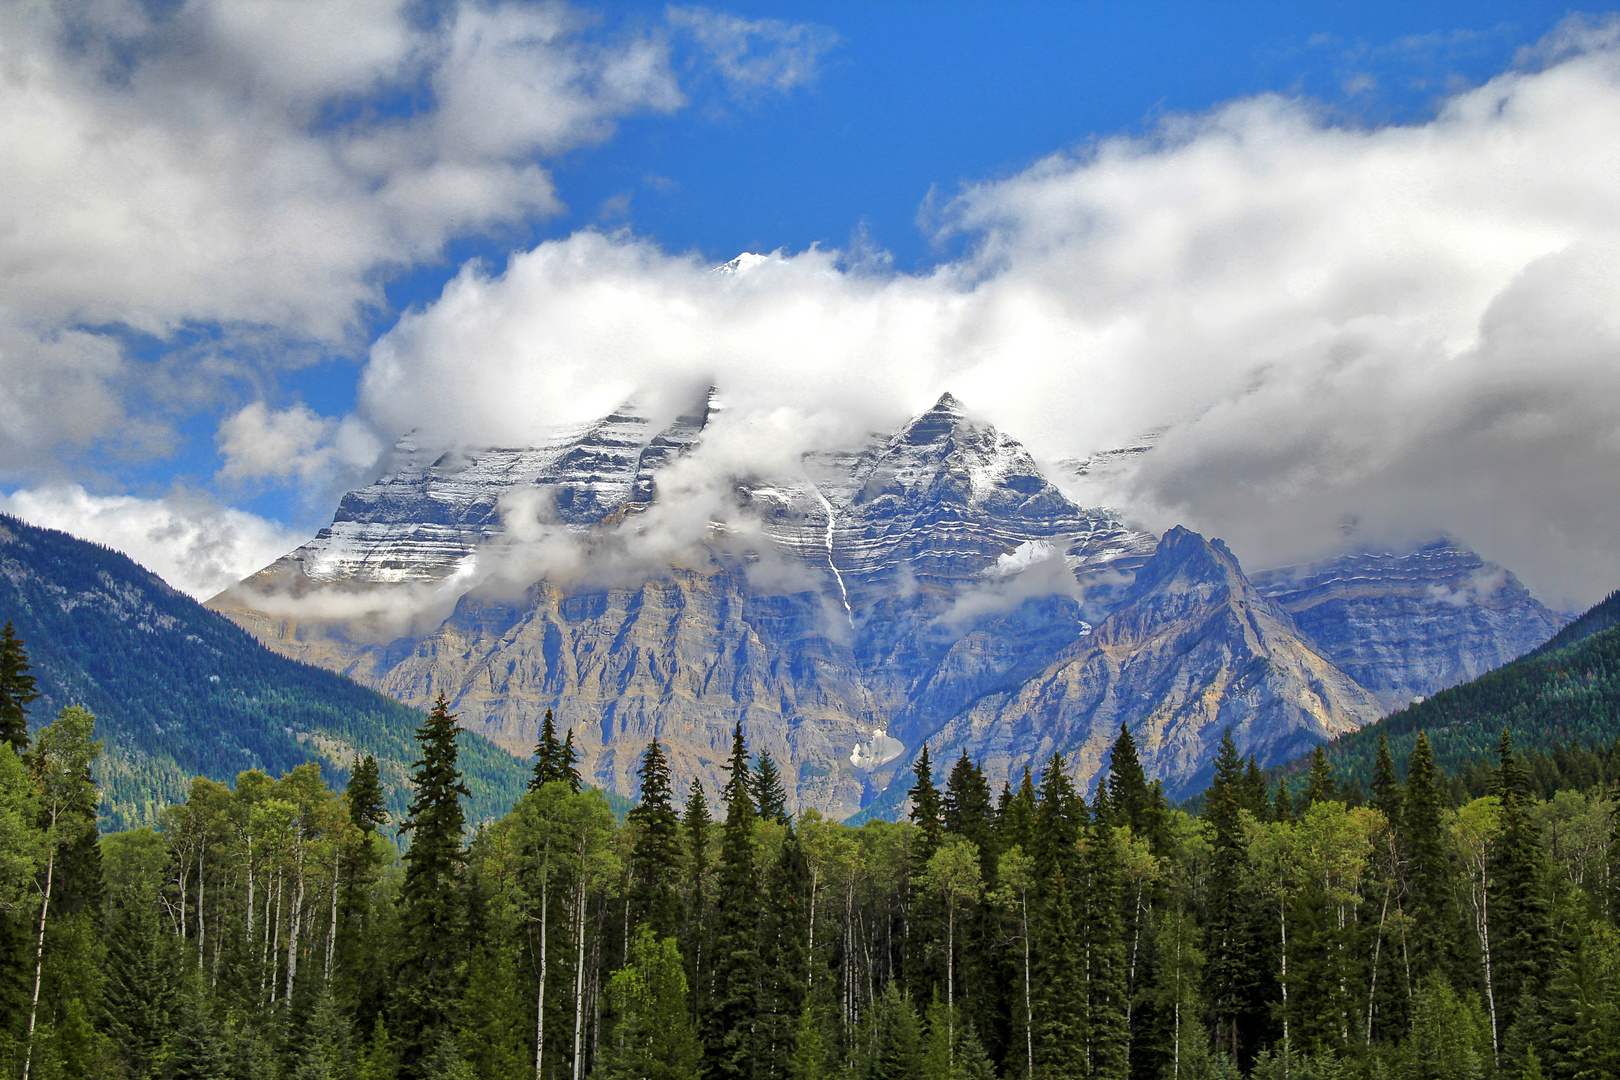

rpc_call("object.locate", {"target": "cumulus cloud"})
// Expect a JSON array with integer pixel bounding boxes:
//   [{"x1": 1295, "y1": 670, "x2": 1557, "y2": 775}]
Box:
[
  {"x1": 0, "y1": 0, "x2": 822, "y2": 474},
  {"x1": 1, "y1": 486, "x2": 304, "y2": 600},
  {"x1": 350, "y1": 18, "x2": 1620, "y2": 609},
  {"x1": 217, "y1": 403, "x2": 382, "y2": 487}
]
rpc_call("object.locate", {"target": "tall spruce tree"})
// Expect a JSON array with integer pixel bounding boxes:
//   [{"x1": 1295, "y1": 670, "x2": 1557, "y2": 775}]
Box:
[
  {"x1": 0, "y1": 622, "x2": 38, "y2": 753},
  {"x1": 682, "y1": 777, "x2": 713, "y2": 1021},
  {"x1": 757, "y1": 826, "x2": 811, "y2": 1080},
  {"x1": 560, "y1": 730, "x2": 582, "y2": 793},
  {"x1": 1370, "y1": 734, "x2": 1403, "y2": 829},
  {"x1": 532, "y1": 710, "x2": 564, "y2": 790},
  {"x1": 1490, "y1": 729, "x2": 1552, "y2": 1042},
  {"x1": 1079, "y1": 820, "x2": 1128, "y2": 1080},
  {"x1": 1203, "y1": 730, "x2": 1256, "y2": 1065},
  {"x1": 628, "y1": 740, "x2": 684, "y2": 938},
  {"x1": 909, "y1": 746, "x2": 944, "y2": 865},
  {"x1": 754, "y1": 751, "x2": 790, "y2": 825},
  {"x1": 705, "y1": 724, "x2": 761, "y2": 1080},
  {"x1": 1404, "y1": 732, "x2": 1461, "y2": 980},
  {"x1": 394, "y1": 692, "x2": 470, "y2": 1074}
]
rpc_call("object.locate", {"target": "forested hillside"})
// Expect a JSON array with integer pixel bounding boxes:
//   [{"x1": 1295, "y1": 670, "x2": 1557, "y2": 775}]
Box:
[
  {"x1": 4, "y1": 692, "x2": 1616, "y2": 1079},
  {"x1": 1274, "y1": 588, "x2": 1620, "y2": 799},
  {"x1": 0, "y1": 513, "x2": 526, "y2": 829}
]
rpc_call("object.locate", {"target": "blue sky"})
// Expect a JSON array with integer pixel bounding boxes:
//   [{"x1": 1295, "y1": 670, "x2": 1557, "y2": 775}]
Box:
[{"x1": 4, "y1": 0, "x2": 1618, "y2": 608}]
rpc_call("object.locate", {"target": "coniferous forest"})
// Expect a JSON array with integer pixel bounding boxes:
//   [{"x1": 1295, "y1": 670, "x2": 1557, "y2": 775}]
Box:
[{"x1": 4, "y1": 627, "x2": 1620, "y2": 1080}]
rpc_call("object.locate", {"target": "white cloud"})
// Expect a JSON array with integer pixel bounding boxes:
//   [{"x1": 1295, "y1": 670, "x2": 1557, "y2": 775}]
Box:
[
  {"x1": 1, "y1": 485, "x2": 302, "y2": 600},
  {"x1": 668, "y1": 6, "x2": 836, "y2": 93},
  {"x1": 352, "y1": 19, "x2": 1620, "y2": 609},
  {"x1": 0, "y1": 0, "x2": 821, "y2": 473},
  {"x1": 216, "y1": 403, "x2": 381, "y2": 486}
]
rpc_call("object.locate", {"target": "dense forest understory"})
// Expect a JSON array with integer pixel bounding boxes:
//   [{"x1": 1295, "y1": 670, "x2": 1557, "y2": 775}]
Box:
[{"x1": 3, "y1": 634, "x2": 1620, "y2": 1079}]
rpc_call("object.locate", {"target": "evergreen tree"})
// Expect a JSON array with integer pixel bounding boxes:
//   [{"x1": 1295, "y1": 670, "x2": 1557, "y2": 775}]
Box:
[
  {"x1": 789, "y1": 1001, "x2": 828, "y2": 1080},
  {"x1": 532, "y1": 709, "x2": 563, "y2": 791},
  {"x1": 1241, "y1": 756, "x2": 1270, "y2": 820},
  {"x1": 943, "y1": 751, "x2": 994, "y2": 855},
  {"x1": 1203, "y1": 729, "x2": 1256, "y2": 1065},
  {"x1": 1033, "y1": 754, "x2": 1082, "y2": 887},
  {"x1": 867, "y1": 983, "x2": 923, "y2": 1080},
  {"x1": 705, "y1": 724, "x2": 760, "y2": 1080},
  {"x1": 629, "y1": 740, "x2": 684, "y2": 938},
  {"x1": 757, "y1": 827, "x2": 811, "y2": 1080},
  {"x1": 167, "y1": 987, "x2": 230, "y2": 1080},
  {"x1": 1490, "y1": 729, "x2": 1553, "y2": 1038},
  {"x1": 681, "y1": 777, "x2": 713, "y2": 1020},
  {"x1": 1078, "y1": 822, "x2": 1128, "y2": 1080},
  {"x1": 346, "y1": 754, "x2": 387, "y2": 835},
  {"x1": 999, "y1": 767, "x2": 1037, "y2": 856},
  {"x1": 1032, "y1": 868, "x2": 1084, "y2": 1080},
  {"x1": 1107, "y1": 724, "x2": 1167, "y2": 850},
  {"x1": 1300, "y1": 747, "x2": 1338, "y2": 810},
  {"x1": 754, "y1": 751, "x2": 791, "y2": 825},
  {"x1": 1404, "y1": 732, "x2": 1461, "y2": 980},
  {"x1": 909, "y1": 746, "x2": 944, "y2": 865},
  {"x1": 1370, "y1": 734, "x2": 1403, "y2": 828},
  {"x1": 1272, "y1": 781, "x2": 1295, "y2": 823},
  {"x1": 394, "y1": 692, "x2": 471, "y2": 1073},
  {"x1": 560, "y1": 730, "x2": 582, "y2": 793},
  {"x1": 0, "y1": 622, "x2": 38, "y2": 753}
]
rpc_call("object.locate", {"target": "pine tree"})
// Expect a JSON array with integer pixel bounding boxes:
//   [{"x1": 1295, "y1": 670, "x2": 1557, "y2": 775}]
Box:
[
  {"x1": 1272, "y1": 781, "x2": 1295, "y2": 823},
  {"x1": 1301, "y1": 747, "x2": 1338, "y2": 809},
  {"x1": 1107, "y1": 724, "x2": 1167, "y2": 850},
  {"x1": 1033, "y1": 868, "x2": 1084, "y2": 1080},
  {"x1": 1404, "y1": 732, "x2": 1461, "y2": 980},
  {"x1": 1490, "y1": 729, "x2": 1552, "y2": 1039},
  {"x1": 1241, "y1": 756, "x2": 1270, "y2": 819},
  {"x1": 1370, "y1": 734, "x2": 1402, "y2": 829},
  {"x1": 942, "y1": 751, "x2": 993, "y2": 854},
  {"x1": 167, "y1": 987, "x2": 230, "y2": 1080},
  {"x1": 394, "y1": 692, "x2": 470, "y2": 1073},
  {"x1": 705, "y1": 724, "x2": 760, "y2": 1080},
  {"x1": 681, "y1": 777, "x2": 713, "y2": 1020},
  {"x1": 788, "y1": 1001, "x2": 828, "y2": 1080},
  {"x1": 1033, "y1": 754, "x2": 1082, "y2": 887},
  {"x1": 909, "y1": 746, "x2": 944, "y2": 865},
  {"x1": 628, "y1": 740, "x2": 684, "y2": 939},
  {"x1": 999, "y1": 767, "x2": 1037, "y2": 855},
  {"x1": 532, "y1": 710, "x2": 563, "y2": 790},
  {"x1": 0, "y1": 623, "x2": 38, "y2": 753},
  {"x1": 347, "y1": 754, "x2": 387, "y2": 834},
  {"x1": 754, "y1": 751, "x2": 790, "y2": 825},
  {"x1": 1203, "y1": 729, "x2": 1255, "y2": 1065},
  {"x1": 1079, "y1": 822, "x2": 1128, "y2": 1080},
  {"x1": 561, "y1": 730, "x2": 582, "y2": 793},
  {"x1": 757, "y1": 827, "x2": 811, "y2": 1080}
]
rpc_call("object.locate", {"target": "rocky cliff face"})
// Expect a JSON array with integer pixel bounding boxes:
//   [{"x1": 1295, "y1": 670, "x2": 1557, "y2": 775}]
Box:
[
  {"x1": 914, "y1": 528, "x2": 1385, "y2": 803},
  {"x1": 1250, "y1": 541, "x2": 1569, "y2": 711},
  {"x1": 210, "y1": 394, "x2": 1558, "y2": 815}
]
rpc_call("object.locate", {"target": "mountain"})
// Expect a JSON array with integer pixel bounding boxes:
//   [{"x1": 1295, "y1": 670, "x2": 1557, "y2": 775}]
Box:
[
  {"x1": 890, "y1": 527, "x2": 1384, "y2": 807},
  {"x1": 1280, "y1": 587, "x2": 1620, "y2": 795},
  {"x1": 210, "y1": 393, "x2": 1398, "y2": 817},
  {"x1": 1250, "y1": 540, "x2": 1569, "y2": 711},
  {"x1": 0, "y1": 513, "x2": 528, "y2": 831}
]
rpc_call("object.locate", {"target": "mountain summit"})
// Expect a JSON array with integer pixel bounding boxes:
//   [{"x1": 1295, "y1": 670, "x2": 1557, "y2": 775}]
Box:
[{"x1": 209, "y1": 395, "x2": 1561, "y2": 815}]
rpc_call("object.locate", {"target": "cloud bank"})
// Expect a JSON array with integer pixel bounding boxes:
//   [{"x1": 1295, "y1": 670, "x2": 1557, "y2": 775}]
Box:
[
  {"x1": 350, "y1": 18, "x2": 1620, "y2": 609},
  {"x1": 1, "y1": 486, "x2": 304, "y2": 600},
  {"x1": 0, "y1": 0, "x2": 825, "y2": 474}
]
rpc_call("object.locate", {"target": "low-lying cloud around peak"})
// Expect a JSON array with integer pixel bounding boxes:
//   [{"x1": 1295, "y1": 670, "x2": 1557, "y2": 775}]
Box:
[{"x1": 352, "y1": 20, "x2": 1620, "y2": 610}]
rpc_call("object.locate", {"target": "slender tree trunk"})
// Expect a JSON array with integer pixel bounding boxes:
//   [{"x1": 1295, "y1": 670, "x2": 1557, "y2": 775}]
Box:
[
  {"x1": 268, "y1": 869, "x2": 283, "y2": 1003},
  {"x1": 21, "y1": 847, "x2": 55, "y2": 1080},
  {"x1": 572, "y1": 877, "x2": 588, "y2": 1080},
  {"x1": 286, "y1": 846, "x2": 306, "y2": 1004},
  {"x1": 1023, "y1": 893, "x2": 1033, "y2": 1080},
  {"x1": 197, "y1": 843, "x2": 206, "y2": 972},
  {"x1": 536, "y1": 857, "x2": 550, "y2": 1080},
  {"x1": 1279, "y1": 900, "x2": 1290, "y2": 1077},
  {"x1": 807, "y1": 865, "x2": 818, "y2": 996},
  {"x1": 946, "y1": 899, "x2": 955, "y2": 1064},
  {"x1": 326, "y1": 847, "x2": 341, "y2": 980},
  {"x1": 1366, "y1": 883, "x2": 1391, "y2": 1044}
]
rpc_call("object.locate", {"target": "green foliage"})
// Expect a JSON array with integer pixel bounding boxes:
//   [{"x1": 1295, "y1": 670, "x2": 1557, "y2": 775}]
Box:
[
  {"x1": 598, "y1": 926, "x2": 701, "y2": 1080},
  {"x1": 0, "y1": 514, "x2": 526, "y2": 831}
]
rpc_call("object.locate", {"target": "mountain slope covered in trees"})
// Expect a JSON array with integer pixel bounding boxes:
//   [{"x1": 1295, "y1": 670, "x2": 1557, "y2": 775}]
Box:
[
  {"x1": 1277, "y1": 586, "x2": 1620, "y2": 795},
  {"x1": 0, "y1": 513, "x2": 526, "y2": 829}
]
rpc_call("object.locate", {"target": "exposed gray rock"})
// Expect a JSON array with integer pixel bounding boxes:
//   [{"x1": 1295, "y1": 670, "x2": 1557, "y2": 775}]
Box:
[{"x1": 1251, "y1": 540, "x2": 1568, "y2": 711}]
